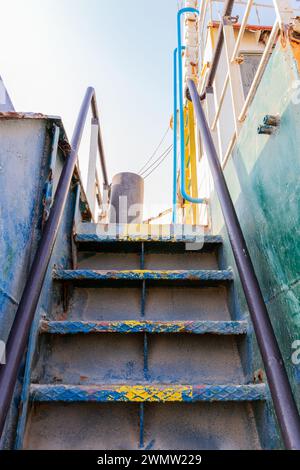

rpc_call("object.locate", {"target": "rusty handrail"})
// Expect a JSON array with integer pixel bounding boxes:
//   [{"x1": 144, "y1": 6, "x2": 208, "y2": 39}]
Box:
[
  {"x1": 188, "y1": 78, "x2": 300, "y2": 450},
  {"x1": 0, "y1": 87, "x2": 108, "y2": 436}
]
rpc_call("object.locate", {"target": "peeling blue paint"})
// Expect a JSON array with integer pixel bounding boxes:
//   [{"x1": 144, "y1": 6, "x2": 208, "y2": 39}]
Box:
[
  {"x1": 40, "y1": 320, "x2": 248, "y2": 335},
  {"x1": 75, "y1": 230, "x2": 223, "y2": 245},
  {"x1": 53, "y1": 269, "x2": 234, "y2": 282},
  {"x1": 0, "y1": 287, "x2": 19, "y2": 307}
]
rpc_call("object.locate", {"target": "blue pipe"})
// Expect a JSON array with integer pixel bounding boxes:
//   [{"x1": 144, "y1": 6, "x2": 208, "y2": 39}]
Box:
[
  {"x1": 172, "y1": 46, "x2": 185, "y2": 224},
  {"x1": 177, "y1": 7, "x2": 205, "y2": 205}
]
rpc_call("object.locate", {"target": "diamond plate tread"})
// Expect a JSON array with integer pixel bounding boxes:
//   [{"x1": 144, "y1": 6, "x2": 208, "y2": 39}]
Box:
[
  {"x1": 75, "y1": 223, "x2": 222, "y2": 243},
  {"x1": 40, "y1": 320, "x2": 248, "y2": 335},
  {"x1": 53, "y1": 269, "x2": 234, "y2": 282},
  {"x1": 75, "y1": 233, "x2": 223, "y2": 244},
  {"x1": 29, "y1": 383, "x2": 267, "y2": 403}
]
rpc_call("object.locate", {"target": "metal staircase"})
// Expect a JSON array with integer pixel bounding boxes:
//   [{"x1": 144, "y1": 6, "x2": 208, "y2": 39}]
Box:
[
  {"x1": 1, "y1": 0, "x2": 300, "y2": 444},
  {"x1": 19, "y1": 225, "x2": 265, "y2": 449}
]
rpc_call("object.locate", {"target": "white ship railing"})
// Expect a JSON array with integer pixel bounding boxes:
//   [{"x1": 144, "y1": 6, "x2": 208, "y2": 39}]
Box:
[{"x1": 196, "y1": 0, "x2": 297, "y2": 167}]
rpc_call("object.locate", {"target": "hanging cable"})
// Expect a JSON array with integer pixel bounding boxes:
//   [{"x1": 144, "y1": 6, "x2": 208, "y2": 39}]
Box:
[
  {"x1": 143, "y1": 145, "x2": 173, "y2": 180},
  {"x1": 140, "y1": 144, "x2": 173, "y2": 177},
  {"x1": 138, "y1": 127, "x2": 170, "y2": 175}
]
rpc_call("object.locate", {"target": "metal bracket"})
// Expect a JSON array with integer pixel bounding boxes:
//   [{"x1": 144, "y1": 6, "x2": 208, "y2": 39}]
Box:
[
  {"x1": 42, "y1": 124, "x2": 60, "y2": 226},
  {"x1": 223, "y1": 15, "x2": 239, "y2": 26}
]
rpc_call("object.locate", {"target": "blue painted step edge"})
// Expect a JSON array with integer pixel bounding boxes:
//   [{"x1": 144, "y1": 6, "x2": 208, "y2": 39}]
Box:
[
  {"x1": 53, "y1": 269, "x2": 234, "y2": 282},
  {"x1": 29, "y1": 383, "x2": 267, "y2": 403},
  {"x1": 40, "y1": 320, "x2": 248, "y2": 335},
  {"x1": 75, "y1": 233, "x2": 223, "y2": 244}
]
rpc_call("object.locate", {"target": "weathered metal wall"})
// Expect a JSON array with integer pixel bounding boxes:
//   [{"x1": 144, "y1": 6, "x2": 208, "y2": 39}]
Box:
[
  {"x1": 0, "y1": 115, "x2": 76, "y2": 448},
  {"x1": 210, "y1": 38, "x2": 300, "y2": 447},
  {"x1": 0, "y1": 116, "x2": 51, "y2": 342}
]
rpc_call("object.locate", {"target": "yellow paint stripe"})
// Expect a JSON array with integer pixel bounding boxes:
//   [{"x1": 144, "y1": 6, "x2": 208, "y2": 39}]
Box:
[
  {"x1": 187, "y1": 100, "x2": 199, "y2": 224},
  {"x1": 116, "y1": 385, "x2": 192, "y2": 402}
]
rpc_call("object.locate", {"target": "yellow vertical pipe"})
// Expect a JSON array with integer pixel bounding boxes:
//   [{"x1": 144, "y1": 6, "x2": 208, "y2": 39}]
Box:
[
  {"x1": 183, "y1": 106, "x2": 192, "y2": 224},
  {"x1": 187, "y1": 100, "x2": 199, "y2": 224}
]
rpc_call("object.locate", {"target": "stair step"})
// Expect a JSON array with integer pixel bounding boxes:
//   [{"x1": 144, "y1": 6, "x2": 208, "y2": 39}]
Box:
[
  {"x1": 53, "y1": 269, "x2": 233, "y2": 283},
  {"x1": 75, "y1": 222, "x2": 223, "y2": 245},
  {"x1": 76, "y1": 233, "x2": 222, "y2": 245},
  {"x1": 29, "y1": 383, "x2": 267, "y2": 403},
  {"x1": 75, "y1": 223, "x2": 222, "y2": 256},
  {"x1": 40, "y1": 320, "x2": 248, "y2": 335}
]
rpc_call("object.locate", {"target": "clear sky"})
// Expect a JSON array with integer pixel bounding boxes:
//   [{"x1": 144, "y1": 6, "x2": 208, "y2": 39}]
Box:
[
  {"x1": 2, "y1": 0, "x2": 297, "y2": 219},
  {"x1": 0, "y1": 0, "x2": 179, "y2": 218}
]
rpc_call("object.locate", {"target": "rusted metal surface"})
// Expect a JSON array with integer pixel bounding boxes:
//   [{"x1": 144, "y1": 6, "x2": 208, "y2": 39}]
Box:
[
  {"x1": 209, "y1": 21, "x2": 273, "y2": 32},
  {"x1": 0, "y1": 111, "x2": 56, "y2": 120},
  {"x1": 42, "y1": 125, "x2": 60, "y2": 224},
  {"x1": 289, "y1": 22, "x2": 300, "y2": 72}
]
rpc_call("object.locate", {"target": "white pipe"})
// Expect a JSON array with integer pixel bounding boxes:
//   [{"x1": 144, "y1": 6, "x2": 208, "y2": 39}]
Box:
[
  {"x1": 231, "y1": 0, "x2": 254, "y2": 63},
  {"x1": 238, "y1": 20, "x2": 279, "y2": 122},
  {"x1": 211, "y1": 73, "x2": 229, "y2": 131},
  {"x1": 222, "y1": 132, "x2": 237, "y2": 168}
]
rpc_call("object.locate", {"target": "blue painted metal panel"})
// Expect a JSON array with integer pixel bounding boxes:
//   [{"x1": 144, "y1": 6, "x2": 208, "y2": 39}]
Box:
[
  {"x1": 0, "y1": 117, "x2": 51, "y2": 343},
  {"x1": 42, "y1": 125, "x2": 60, "y2": 223},
  {"x1": 14, "y1": 310, "x2": 41, "y2": 450},
  {"x1": 0, "y1": 115, "x2": 77, "y2": 449}
]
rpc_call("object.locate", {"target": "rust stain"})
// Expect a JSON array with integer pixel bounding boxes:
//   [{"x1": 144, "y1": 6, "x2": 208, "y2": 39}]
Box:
[
  {"x1": 253, "y1": 369, "x2": 265, "y2": 384},
  {"x1": 280, "y1": 30, "x2": 287, "y2": 50},
  {"x1": 289, "y1": 26, "x2": 300, "y2": 74},
  {"x1": 58, "y1": 139, "x2": 71, "y2": 157},
  {"x1": 0, "y1": 111, "x2": 48, "y2": 120},
  {"x1": 209, "y1": 21, "x2": 272, "y2": 32}
]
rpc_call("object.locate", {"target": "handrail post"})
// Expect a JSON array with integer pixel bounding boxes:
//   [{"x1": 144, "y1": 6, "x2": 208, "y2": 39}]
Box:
[
  {"x1": 86, "y1": 117, "x2": 99, "y2": 220},
  {"x1": 188, "y1": 78, "x2": 300, "y2": 450},
  {"x1": 222, "y1": 17, "x2": 244, "y2": 136},
  {"x1": 231, "y1": 0, "x2": 254, "y2": 63},
  {"x1": 91, "y1": 95, "x2": 109, "y2": 188}
]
